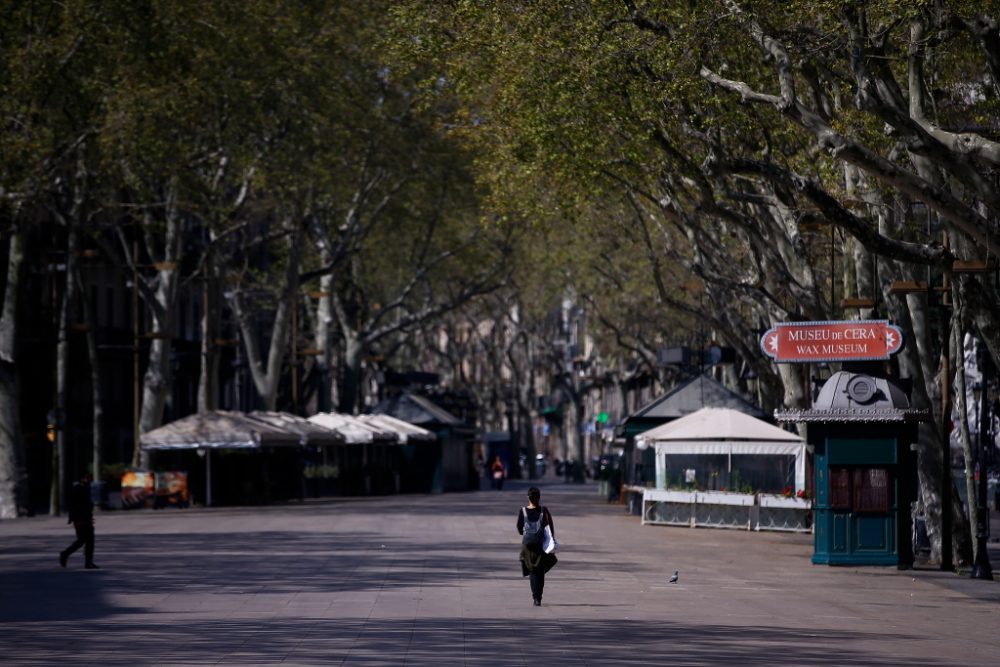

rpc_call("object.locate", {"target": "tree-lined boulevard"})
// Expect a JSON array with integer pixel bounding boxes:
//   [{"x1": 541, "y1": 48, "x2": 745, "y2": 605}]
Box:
[
  {"x1": 5, "y1": 0, "x2": 1000, "y2": 639},
  {"x1": 1, "y1": 482, "x2": 998, "y2": 666}
]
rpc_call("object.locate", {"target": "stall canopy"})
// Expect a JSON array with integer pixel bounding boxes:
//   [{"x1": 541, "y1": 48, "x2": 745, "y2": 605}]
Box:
[
  {"x1": 614, "y1": 375, "x2": 768, "y2": 489},
  {"x1": 139, "y1": 410, "x2": 305, "y2": 508},
  {"x1": 247, "y1": 411, "x2": 345, "y2": 446},
  {"x1": 307, "y1": 413, "x2": 397, "y2": 444},
  {"x1": 140, "y1": 410, "x2": 302, "y2": 450},
  {"x1": 635, "y1": 407, "x2": 807, "y2": 491},
  {"x1": 357, "y1": 414, "x2": 436, "y2": 443},
  {"x1": 371, "y1": 392, "x2": 464, "y2": 429},
  {"x1": 372, "y1": 392, "x2": 476, "y2": 492}
]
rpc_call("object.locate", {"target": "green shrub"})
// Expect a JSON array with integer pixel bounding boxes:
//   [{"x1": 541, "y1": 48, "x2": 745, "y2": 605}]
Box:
[
  {"x1": 304, "y1": 464, "x2": 339, "y2": 479},
  {"x1": 100, "y1": 462, "x2": 129, "y2": 482}
]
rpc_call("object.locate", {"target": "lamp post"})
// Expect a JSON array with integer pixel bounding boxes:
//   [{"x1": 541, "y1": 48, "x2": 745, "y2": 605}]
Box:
[{"x1": 971, "y1": 354, "x2": 993, "y2": 580}]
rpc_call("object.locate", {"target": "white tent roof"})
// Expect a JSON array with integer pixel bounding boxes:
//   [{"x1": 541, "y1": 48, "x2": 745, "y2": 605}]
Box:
[
  {"x1": 356, "y1": 414, "x2": 435, "y2": 443},
  {"x1": 635, "y1": 407, "x2": 807, "y2": 491},
  {"x1": 247, "y1": 411, "x2": 345, "y2": 446},
  {"x1": 636, "y1": 407, "x2": 800, "y2": 445},
  {"x1": 307, "y1": 413, "x2": 397, "y2": 445},
  {"x1": 140, "y1": 410, "x2": 302, "y2": 451}
]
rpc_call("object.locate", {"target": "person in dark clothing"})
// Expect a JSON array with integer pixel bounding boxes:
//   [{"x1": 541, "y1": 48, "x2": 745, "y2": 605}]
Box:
[
  {"x1": 491, "y1": 455, "x2": 506, "y2": 490},
  {"x1": 516, "y1": 486, "x2": 557, "y2": 606},
  {"x1": 60, "y1": 473, "x2": 99, "y2": 569}
]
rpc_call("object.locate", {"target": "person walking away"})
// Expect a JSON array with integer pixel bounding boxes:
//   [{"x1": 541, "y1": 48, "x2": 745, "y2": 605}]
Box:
[
  {"x1": 491, "y1": 455, "x2": 506, "y2": 491},
  {"x1": 517, "y1": 486, "x2": 557, "y2": 606},
  {"x1": 60, "y1": 472, "x2": 99, "y2": 569}
]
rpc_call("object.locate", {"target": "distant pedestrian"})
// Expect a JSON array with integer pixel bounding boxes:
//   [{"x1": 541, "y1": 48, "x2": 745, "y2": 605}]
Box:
[
  {"x1": 516, "y1": 486, "x2": 557, "y2": 606},
  {"x1": 60, "y1": 472, "x2": 99, "y2": 570},
  {"x1": 491, "y1": 455, "x2": 506, "y2": 491}
]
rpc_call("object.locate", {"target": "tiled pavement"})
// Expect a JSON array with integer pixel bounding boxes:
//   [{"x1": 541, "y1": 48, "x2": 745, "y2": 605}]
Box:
[{"x1": 1, "y1": 479, "x2": 998, "y2": 666}]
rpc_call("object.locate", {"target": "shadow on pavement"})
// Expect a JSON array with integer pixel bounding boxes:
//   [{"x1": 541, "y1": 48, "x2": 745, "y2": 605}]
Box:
[
  {"x1": 0, "y1": 483, "x2": 990, "y2": 666},
  {"x1": 0, "y1": 614, "x2": 944, "y2": 666}
]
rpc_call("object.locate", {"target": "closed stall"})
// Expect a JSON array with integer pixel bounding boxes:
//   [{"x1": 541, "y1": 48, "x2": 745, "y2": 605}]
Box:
[{"x1": 778, "y1": 371, "x2": 924, "y2": 567}]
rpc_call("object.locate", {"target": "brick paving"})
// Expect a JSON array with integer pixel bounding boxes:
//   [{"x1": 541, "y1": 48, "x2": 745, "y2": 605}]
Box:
[{"x1": 1, "y1": 479, "x2": 998, "y2": 666}]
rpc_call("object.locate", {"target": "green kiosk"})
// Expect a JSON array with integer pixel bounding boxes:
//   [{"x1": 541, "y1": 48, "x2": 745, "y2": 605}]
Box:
[{"x1": 763, "y1": 320, "x2": 928, "y2": 568}]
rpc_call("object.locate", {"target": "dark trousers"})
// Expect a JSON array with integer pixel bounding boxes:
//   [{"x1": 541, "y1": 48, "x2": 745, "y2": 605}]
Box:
[
  {"x1": 529, "y1": 571, "x2": 545, "y2": 601},
  {"x1": 63, "y1": 522, "x2": 95, "y2": 564}
]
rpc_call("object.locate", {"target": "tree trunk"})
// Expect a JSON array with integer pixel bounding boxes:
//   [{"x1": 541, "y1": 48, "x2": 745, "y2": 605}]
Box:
[
  {"x1": 571, "y1": 395, "x2": 584, "y2": 474},
  {"x1": 338, "y1": 335, "x2": 363, "y2": 414},
  {"x1": 0, "y1": 230, "x2": 28, "y2": 518},
  {"x1": 197, "y1": 269, "x2": 221, "y2": 413},
  {"x1": 955, "y1": 337, "x2": 979, "y2": 564},
  {"x1": 515, "y1": 365, "x2": 537, "y2": 479},
  {"x1": 233, "y1": 224, "x2": 303, "y2": 411},
  {"x1": 52, "y1": 225, "x2": 78, "y2": 515},
  {"x1": 75, "y1": 263, "x2": 103, "y2": 483},
  {"x1": 135, "y1": 269, "x2": 178, "y2": 466},
  {"x1": 197, "y1": 277, "x2": 213, "y2": 414},
  {"x1": 312, "y1": 273, "x2": 334, "y2": 413},
  {"x1": 139, "y1": 337, "x2": 171, "y2": 440},
  {"x1": 563, "y1": 383, "x2": 585, "y2": 480},
  {"x1": 777, "y1": 363, "x2": 808, "y2": 410},
  {"x1": 133, "y1": 191, "x2": 182, "y2": 467}
]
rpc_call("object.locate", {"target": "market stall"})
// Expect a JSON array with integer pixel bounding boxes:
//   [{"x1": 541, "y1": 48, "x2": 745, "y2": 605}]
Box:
[
  {"x1": 307, "y1": 413, "x2": 398, "y2": 495},
  {"x1": 636, "y1": 407, "x2": 809, "y2": 531},
  {"x1": 140, "y1": 410, "x2": 303, "y2": 506}
]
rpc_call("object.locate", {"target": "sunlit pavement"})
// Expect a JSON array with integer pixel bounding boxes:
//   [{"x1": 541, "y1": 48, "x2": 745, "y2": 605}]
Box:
[{"x1": 1, "y1": 479, "x2": 998, "y2": 667}]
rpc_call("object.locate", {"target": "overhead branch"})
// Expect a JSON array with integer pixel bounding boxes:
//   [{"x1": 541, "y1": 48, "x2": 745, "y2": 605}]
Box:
[
  {"x1": 711, "y1": 157, "x2": 954, "y2": 267},
  {"x1": 700, "y1": 65, "x2": 994, "y2": 250}
]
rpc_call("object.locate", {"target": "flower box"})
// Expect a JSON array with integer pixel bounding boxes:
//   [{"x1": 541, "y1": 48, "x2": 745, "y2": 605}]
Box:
[
  {"x1": 643, "y1": 489, "x2": 697, "y2": 504},
  {"x1": 696, "y1": 490, "x2": 755, "y2": 507},
  {"x1": 759, "y1": 494, "x2": 811, "y2": 509}
]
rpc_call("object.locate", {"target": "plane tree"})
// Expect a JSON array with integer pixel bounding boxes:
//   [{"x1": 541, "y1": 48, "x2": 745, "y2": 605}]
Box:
[{"x1": 396, "y1": 0, "x2": 998, "y2": 562}]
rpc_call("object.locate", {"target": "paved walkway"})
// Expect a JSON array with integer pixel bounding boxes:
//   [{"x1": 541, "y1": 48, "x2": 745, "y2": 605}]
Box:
[{"x1": 1, "y1": 479, "x2": 999, "y2": 666}]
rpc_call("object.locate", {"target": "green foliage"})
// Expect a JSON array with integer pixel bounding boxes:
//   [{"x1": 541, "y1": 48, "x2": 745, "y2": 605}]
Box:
[
  {"x1": 7, "y1": 0, "x2": 1000, "y2": 424},
  {"x1": 99, "y1": 462, "x2": 130, "y2": 483},
  {"x1": 304, "y1": 465, "x2": 339, "y2": 480}
]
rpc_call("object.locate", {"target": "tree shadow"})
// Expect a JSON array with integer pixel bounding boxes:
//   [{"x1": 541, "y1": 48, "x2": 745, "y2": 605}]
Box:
[
  {"x1": 0, "y1": 614, "x2": 947, "y2": 666},
  {"x1": 0, "y1": 486, "x2": 990, "y2": 665}
]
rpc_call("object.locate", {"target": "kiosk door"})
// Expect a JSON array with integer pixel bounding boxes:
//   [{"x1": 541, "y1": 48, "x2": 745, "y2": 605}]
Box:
[{"x1": 828, "y1": 466, "x2": 895, "y2": 559}]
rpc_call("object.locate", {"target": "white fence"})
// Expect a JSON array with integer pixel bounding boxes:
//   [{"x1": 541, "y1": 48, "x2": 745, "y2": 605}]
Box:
[{"x1": 641, "y1": 488, "x2": 811, "y2": 533}]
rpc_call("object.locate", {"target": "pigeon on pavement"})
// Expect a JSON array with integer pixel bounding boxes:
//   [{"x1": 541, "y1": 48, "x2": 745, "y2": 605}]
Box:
[{"x1": 669, "y1": 571, "x2": 679, "y2": 583}]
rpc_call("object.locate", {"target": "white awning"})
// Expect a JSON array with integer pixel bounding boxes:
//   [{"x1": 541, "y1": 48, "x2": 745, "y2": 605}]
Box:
[
  {"x1": 636, "y1": 407, "x2": 807, "y2": 491},
  {"x1": 356, "y1": 414, "x2": 435, "y2": 443},
  {"x1": 247, "y1": 411, "x2": 344, "y2": 446},
  {"x1": 649, "y1": 440, "x2": 804, "y2": 457},
  {"x1": 140, "y1": 411, "x2": 301, "y2": 451},
  {"x1": 636, "y1": 406, "x2": 800, "y2": 446},
  {"x1": 307, "y1": 413, "x2": 397, "y2": 445}
]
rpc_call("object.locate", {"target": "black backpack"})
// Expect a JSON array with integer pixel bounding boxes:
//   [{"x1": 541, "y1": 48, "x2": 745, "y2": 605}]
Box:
[{"x1": 521, "y1": 507, "x2": 545, "y2": 546}]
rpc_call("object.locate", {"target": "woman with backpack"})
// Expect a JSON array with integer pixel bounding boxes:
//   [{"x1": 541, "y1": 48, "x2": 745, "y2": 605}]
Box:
[{"x1": 516, "y1": 486, "x2": 557, "y2": 606}]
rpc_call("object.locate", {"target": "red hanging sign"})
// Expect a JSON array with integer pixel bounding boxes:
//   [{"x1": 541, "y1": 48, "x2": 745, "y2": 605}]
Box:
[{"x1": 760, "y1": 320, "x2": 904, "y2": 363}]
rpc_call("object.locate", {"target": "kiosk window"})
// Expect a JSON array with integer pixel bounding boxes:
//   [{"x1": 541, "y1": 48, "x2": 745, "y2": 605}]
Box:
[
  {"x1": 829, "y1": 467, "x2": 890, "y2": 512},
  {"x1": 853, "y1": 468, "x2": 889, "y2": 513},
  {"x1": 830, "y1": 468, "x2": 850, "y2": 509}
]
